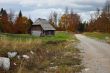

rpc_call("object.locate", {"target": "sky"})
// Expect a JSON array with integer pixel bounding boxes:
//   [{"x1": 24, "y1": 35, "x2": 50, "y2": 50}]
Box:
[{"x1": 0, "y1": 0, "x2": 107, "y2": 22}]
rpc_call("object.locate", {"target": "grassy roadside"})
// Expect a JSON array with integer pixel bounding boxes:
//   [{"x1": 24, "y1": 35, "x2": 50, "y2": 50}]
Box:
[
  {"x1": 84, "y1": 32, "x2": 110, "y2": 43},
  {"x1": 0, "y1": 32, "x2": 83, "y2": 73}
]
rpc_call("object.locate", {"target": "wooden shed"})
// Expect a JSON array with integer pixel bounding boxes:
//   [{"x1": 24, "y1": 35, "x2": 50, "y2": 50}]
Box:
[{"x1": 31, "y1": 18, "x2": 56, "y2": 36}]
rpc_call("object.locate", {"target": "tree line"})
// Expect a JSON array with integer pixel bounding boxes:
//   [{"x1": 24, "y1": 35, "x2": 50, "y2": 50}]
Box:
[
  {"x1": 49, "y1": 0, "x2": 110, "y2": 33},
  {"x1": 0, "y1": 8, "x2": 33, "y2": 34},
  {"x1": 0, "y1": 0, "x2": 109, "y2": 34},
  {"x1": 0, "y1": 7, "x2": 84, "y2": 34},
  {"x1": 48, "y1": 8, "x2": 87, "y2": 32},
  {"x1": 87, "y1": 0, "x2": 110, "y2": 33}
]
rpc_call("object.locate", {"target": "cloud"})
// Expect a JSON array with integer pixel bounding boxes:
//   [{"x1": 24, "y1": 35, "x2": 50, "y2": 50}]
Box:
[
  {"x1": 0, "y1": 0, "x2": 107, "y2": 21},
  {"x1": 78, "y1": 11, "x2": 96, "y2": 22},
  {"x1": 0, "y1": 0, "x2": 20, "y2": 4},
  {"x1": 23, "y1": 8, "x2": 64, "y2": 21}
]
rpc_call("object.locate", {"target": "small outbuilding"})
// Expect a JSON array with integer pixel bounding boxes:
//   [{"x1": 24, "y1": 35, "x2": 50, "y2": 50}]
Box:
[{"x1": 31, "y1": 18, "x2": 56, "y2": 36}]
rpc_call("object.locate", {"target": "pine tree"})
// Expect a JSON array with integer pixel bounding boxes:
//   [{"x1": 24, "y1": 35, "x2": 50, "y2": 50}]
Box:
[
  {"x1": 19, "y1": 10, "x2": 22, "y2": 17},
  {"x1": 0, "y1": 8, "x2": 4, "y2": 14},
  {"x1": 2, "y1": 10, "x2": 7, "y2": 16}
]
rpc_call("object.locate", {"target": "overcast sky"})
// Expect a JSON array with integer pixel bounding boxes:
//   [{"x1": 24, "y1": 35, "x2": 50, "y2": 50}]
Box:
[{"x1": 0, "y1": 0, "x2": 107, "y2": 21}]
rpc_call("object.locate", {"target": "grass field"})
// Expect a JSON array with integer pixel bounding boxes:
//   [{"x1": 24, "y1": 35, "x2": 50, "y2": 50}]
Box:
[
  {"x1": 0, "y1": 32, "x2": 83, "y2": 73},
  {"x1": 84, "y1": 32, "x2": 110, "y2": 43},
  {"x1": 0, "y1": 32, "x2": 73, "y2": 41}
]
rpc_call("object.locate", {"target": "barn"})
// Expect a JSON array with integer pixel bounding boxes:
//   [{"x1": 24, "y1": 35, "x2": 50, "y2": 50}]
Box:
[{"x1": 31, "y1": 18, "x2": 56, "y2": 36}]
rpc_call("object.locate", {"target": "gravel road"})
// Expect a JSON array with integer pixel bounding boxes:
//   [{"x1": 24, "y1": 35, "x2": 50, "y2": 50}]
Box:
[{"x1": 75, "y1": 34, "x2": 110, "y2": 73}]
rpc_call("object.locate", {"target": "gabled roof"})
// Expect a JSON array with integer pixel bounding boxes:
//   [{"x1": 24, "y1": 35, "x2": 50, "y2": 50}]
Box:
[{"x1": 33, "y1": 18, "x2": 55, "y2": 30}]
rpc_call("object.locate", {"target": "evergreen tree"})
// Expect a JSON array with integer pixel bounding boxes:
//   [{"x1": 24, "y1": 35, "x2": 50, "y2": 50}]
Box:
[
  {"x1": 19, "y1": 10, "x2": 22, "y2": 17},
  {"x1": 2, "y1": 10, "x2": 7, "y2": 16},
  {"x1": 78, "y1": 22, "x2": 88, "y2": 32},
  {"x1": 0, "y1": 8, "x2": 4, "y2": 14}
]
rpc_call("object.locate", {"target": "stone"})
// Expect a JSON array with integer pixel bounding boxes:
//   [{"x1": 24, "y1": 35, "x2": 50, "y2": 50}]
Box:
[
  {"x1": 22, "y1": 55, "x2": 30, "y2": 59},
  {"x1": 0, "y1": 57, "x2": 10, "y2": 71},
  {"x1": 13, "y1": 63, "x2": 17, "y2": 66},
  {"x1": 49, "y1": 66, "x2": 58, "y2": 70},
  {"x1": 30, "y1": 51, "x2": 34, "y2": 55},
  {"x1": 85, "y1": 68, "x2": 90, "y2": 71},
  {"x1": 7, "y1": 52, "x2": 17, "y2": 58}
]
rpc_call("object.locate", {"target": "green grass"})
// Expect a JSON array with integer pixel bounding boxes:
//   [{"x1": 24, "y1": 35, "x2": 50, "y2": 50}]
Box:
[
  {"x1": 41, "y1": 32, "x2": 73, "y2": 42},
  {"x1": 84, "y1": 32, "x2": 110, "y2": 43},
  {"x1": 0, "y1": 33, "x2": 38, "y2": 41},
  {"x1": 0, "y1": 31, "x2": 73, "y2": 42}
]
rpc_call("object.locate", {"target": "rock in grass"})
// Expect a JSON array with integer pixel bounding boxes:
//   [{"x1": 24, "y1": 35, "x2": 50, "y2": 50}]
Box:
[
  {"x1": 0, "y1": 57, "x2": 10, "y2": 71},
  {"x1": 22, "y1": 55, "x2": 30, "y2": 59},
  {"x1": 30, "y1": 51, "x2": 34, "y2": 55},
  {"x1": 7, "y1": 52, "x2": 17, "y2": 58}
]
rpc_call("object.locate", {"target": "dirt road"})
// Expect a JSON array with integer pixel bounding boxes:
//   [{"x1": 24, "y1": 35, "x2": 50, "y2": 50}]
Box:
[{"x1": 75, "y1": 34, "x2": 110, "y2": 73}]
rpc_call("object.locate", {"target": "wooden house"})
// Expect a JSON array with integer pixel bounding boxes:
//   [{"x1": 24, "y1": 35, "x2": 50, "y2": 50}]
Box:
[{"x1": 31, "y1": 18, "x2": 56, "y2": 36}]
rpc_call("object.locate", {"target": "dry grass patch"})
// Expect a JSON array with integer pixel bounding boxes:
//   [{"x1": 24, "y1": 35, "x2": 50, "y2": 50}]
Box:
[{"x1": 0, "y1": 32, "x2": 83, "y2": 73}]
